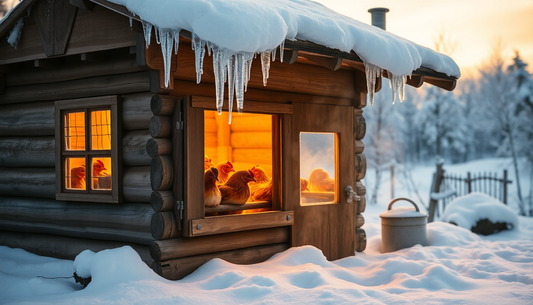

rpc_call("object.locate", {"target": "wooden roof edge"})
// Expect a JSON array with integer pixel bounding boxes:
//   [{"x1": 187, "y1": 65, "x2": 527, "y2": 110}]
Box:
[
  {"x1": 90, "y1": 0, "x2": 458, "y2": 91},
  {"x1": 0, "y1": 0, "x2": 37, "y2": 40}
]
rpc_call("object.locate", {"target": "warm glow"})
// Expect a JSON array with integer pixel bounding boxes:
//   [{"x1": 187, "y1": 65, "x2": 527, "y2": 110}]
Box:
[
  {"x1": 65, "y1": 157, "x2": 86, "y2": 190},
  {"x1": 91, "y1": 110, "x2": 111, "y2": 150},
  {"x1": 204, "y1": 111, "x2": 272, "y2": 177},
  {"x1": 91, "y1": 157, "x2": 112, "y2": 190},
  {"x1": 300, "y1": 132, "x2": 337, "y2": 205},
  {"x1": 64, "y1": 112, "x2": 85, "y2": 151}
]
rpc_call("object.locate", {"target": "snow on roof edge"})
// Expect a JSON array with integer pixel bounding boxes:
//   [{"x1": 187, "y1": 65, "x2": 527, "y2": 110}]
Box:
[{"x1": 107, "y1": 0, "x2": 461, "y2": 79}]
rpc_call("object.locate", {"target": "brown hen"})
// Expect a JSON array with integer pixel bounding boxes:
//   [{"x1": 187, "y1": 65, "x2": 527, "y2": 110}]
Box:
[
  {"x1": 249, "y1": 166, "x2": 272, "y2": 202},
  {"x1": 215, "y1": 161, "x2": 235, "y2": 185},
  {"x1": 219, "y1": 170, "x2": 256, "y2": 205},
  {"x1": 204, "y1": 167, "x2": 222, "y2": 207},
  {"x1": 308, "y1": 168, "x2": 335, "y2": 192}
]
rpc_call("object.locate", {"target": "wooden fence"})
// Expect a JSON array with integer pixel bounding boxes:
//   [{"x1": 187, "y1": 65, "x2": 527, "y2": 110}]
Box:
[{"x1": 428, "y1": 163, "x2": 512, "y2": 222}]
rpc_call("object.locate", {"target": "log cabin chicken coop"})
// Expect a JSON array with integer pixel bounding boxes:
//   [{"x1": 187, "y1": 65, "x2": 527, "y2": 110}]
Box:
[{"x1": 0, "y1": 0, "x2": 459, "y2": 280}]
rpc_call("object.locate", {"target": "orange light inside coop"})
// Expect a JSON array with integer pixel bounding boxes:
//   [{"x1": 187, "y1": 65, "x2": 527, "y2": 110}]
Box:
[
  {"x1": 91, "y1": 110, "x2": 111, "y2": 150},
  {"x1": 64, "y1": 112, "x2": 85, "y2": 151}
]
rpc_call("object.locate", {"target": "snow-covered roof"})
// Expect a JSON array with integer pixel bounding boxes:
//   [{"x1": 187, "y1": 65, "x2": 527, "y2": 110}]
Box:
[{"x1": 109, "y1": 0, "x2": 460, "y2": 79}]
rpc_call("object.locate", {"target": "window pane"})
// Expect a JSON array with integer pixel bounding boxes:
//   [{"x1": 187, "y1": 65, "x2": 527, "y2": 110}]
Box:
[
  {"x1": 91, "y1": 110, "x2": 111, "y2": 150},
  {"x1": 300, "y1": 133, "x2": 337, "y2": 205},
  {"x1": 91, "y1": 157, "x2": 112, "y2": 190},
  {"x1": 65, "y1": 158, "x2": 86, "y2": 190},
  {"x1": 64, "y1": 112, "x2": 85, "y2": 151}
]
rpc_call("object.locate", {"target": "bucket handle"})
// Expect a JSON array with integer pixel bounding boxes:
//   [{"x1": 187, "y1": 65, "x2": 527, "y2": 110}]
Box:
[{"x1": 388, "y1": 198, "x2": 420, "y2": 212}]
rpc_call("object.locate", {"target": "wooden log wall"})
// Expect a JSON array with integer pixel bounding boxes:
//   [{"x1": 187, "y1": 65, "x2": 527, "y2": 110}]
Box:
[{"x1": 354, "y1": 108, "x2": 367, "y2": 252}]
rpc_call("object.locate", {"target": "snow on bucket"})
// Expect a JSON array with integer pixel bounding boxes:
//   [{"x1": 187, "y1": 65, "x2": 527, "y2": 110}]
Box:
[{"x1": 380, "y1": 198, "x2": 428, "y2": 253}]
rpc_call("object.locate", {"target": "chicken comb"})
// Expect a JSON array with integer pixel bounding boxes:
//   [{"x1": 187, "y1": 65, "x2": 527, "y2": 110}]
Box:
[{"x1": 96, "y1": 160, "x2": 105, "y2": 167}]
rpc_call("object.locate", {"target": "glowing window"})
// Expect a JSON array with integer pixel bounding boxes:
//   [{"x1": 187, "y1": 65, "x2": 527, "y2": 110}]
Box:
[
  {"x1": 300, "y1": 132, "x2": 338, "y2": 205},
  {"x1": 56, "y1": 96, "x2": 119, "y2": 203}
]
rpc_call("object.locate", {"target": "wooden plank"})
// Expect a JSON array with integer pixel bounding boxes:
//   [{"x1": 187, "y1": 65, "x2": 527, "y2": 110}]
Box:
[
  {"x1": 122, "y1": 92, "x2": 153, "y2": 131},
  {"x1": 0, "y1": 167, "x2": 55, "y2": 198},
  {"x1": 233, "y1": 148, "x2": 272, "y2": 165},
  {"x1": 153, "y1": 243, "x2": 289, "y2": 280},
  {"x1": 122, "y1": 129, "x2": 152, "y2": 167},
  {"x1": 122, "y1": 166, "x2": 152, "y2": 203},
  {"x1": 1, "y1": 71, "x2": 151, "y2": 104},
  {"x1": 173, "y1": 80, "x2": 355, "y2": 106},
  {"x1": 424, "y1": 76, "x2": 457, "y2": 91},
  {"x1": 215, "y1": 112, "x2": 231, "y2": 164},
  {"x1": 230, "y1": 114, "x2": 272, "y2": 132},
  {"x1": 192, "y1": 97, "x2": 293, "y2": 114},
  {"x1": 0, "y1": 4, "x2": 136, "y2": 65},
  {"x1": 0, "y1": 136, "x2": 55, "y2": 167},
  {"x1": 150, "y1": 227, "x2": 289, "y2": 261},
  {"x1": 205, "y1": 201, "x2": 272, "y2": 214},
  {"x1": 184, "y1": 97, "x2": 205, "y2": 237},
  {"x1": 299, "y1": 53, "x2": 343, "y2": 71},
  {"x1": 0, "y1": 101, "x2": 55, "y2": 136},
  {"x1": 231, "y1": 132, "x2": 272, "y2": 149},
  {"x1": 0, "y1": 231, "x2": 152, "y2": 265},
  {"x1": 190, "y1": 211, "x2": 293, "y2": 237}
]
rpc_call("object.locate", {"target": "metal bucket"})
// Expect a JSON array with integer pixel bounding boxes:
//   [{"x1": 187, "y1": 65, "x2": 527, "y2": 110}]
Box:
[{"x1": 380, "y1": 198, "x2": 428, "y2": 253}]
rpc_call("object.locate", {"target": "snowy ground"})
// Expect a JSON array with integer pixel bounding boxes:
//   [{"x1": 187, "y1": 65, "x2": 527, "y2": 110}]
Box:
[{"x1": 1, "y1": 158, "x2": 532, "y2": 304}]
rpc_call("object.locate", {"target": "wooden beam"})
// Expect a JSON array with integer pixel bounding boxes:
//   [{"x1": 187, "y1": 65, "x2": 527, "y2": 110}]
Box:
[
  {"x1": 151, "y1": 95, "x2": 177, "y2": 116},
  {"x1": 0, "y1": 102, "x2": 55, "y2": 136},
  {"x1": 0, "y1": 137, "x2": 55, "y2": 167},
  {"x1": 276, "y1": 49, "x2": 298, "y2": 64},
  {"x1": 205, "y1": 201, "x2": 272, "y2": 214},
  {"x1": 150, "y1": 69, "x2": 174, "y2": 94},
  {"x1": 69, "y1": 0, "x2": 95, "y2": 10},
  {"x1": 299, "y1": 53, "x2": 343, "y2": 71},
  {"x1": 150, "y1": 155, "x2": 174, "y2": 191},
  {"x1": 151, "y1": 190, "x2": 174, "y2": 212},
  {"x1": 149, "y1": 115, "x2": 172, "y2": 138},
  {"x1": 1, "y1": 71, "x2": 151, "y2": 104},
  {"x1": 0, "y1": 231, "x2": 152, "y2": 265},
  {"x1": 190, "y1": 211, "x2": 294, "y2": 237},
  {"x1": 122, "y1": 92, "x2": 154, "y2": 131},
  {"x1": 146, "y1": 138, "x2": 172, "y2": 158},
  {"x1": 33, "y1": 0, "x2": 78, "y2": 57},
  {"x1": 34, "y1": 58, "x2": 61, "y2": 68},
  {"x1": 150, "y1": 227, "x2": 289, "y2": 261},
  {"x1": 80, "y1": 52, "x2": 108, "y2": 62},
  {"x1": 122, "y1": 166, "x2": 152, "y2": 203},
  {"x1": 192, "y1": 96, "x2": 293, "y2": 114},
  {"x1": 424, "y1": 76, "x2": 457, "y2": 91},
  {"x1": 122, "y1": 130, "x2": 152, "y2": 167},
  {"x1": 407, "y1": 74, "x2": 424, "y2": 88},
  {"x1": 0, "y1": 73, "x2": 3, "y2": 95},
  {"x1": 152, "y1": 243, "x2": 289, "y2": 280},
  {"x1": 151, "y1": 211, "x2": 181, "y2": 240}
]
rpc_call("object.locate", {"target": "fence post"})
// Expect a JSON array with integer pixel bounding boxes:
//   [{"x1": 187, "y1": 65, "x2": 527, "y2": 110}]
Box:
[
  {"x1": 428, "y1": 162, "x2": 445, "y2": 222},
  {"x1": 466, "y1": 172, "x2": 472, "y2": 193},
  {"x1": 503, "y1": 170, "x2": 508, "y2": 205}
]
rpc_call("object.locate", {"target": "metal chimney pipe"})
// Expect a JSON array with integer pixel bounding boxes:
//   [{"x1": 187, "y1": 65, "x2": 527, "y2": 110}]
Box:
[{"x1": 368, "y1": 7, "x2": 389, "y2": 30}]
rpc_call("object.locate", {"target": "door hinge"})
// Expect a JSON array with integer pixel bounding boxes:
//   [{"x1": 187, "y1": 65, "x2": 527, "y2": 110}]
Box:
[
  {"x1": 175, "y1": 121, "x2": 184, "y2": 130},
  {"x1": 177, "y1": 200, "x2": 184, "y2": 219}
]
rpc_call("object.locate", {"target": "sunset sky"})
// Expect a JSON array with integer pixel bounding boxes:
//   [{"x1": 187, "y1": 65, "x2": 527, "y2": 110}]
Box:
[{"x1": 314, "y1": 0, "x2": 533, "y2": 77}]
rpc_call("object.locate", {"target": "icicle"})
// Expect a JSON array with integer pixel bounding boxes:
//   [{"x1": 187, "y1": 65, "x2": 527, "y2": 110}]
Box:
[
  {"x1": 213, "y1": 46, "x2": 231, "y2": 115},
  {"x1": 192, "y1": 33, "x2": 206, "y2": 84},
  {"x1": 227, "y1": 55, "x2": 236, "y2": 124},
  {"x1": 173, "y1": 30, "x2": 180, "y2": 55},
  {"x1": 272, "y1": 47, "x2": 277, "y2": 62},
  {"x1": 279, "y1": 40, "x2": 285, "y2": 63},
  {"x1": 159, "y1": 28, "x2": 174, "y2": 88},
  {"x1": 234, "y1": 53, "x2": 245, "y2": 114},
  {"x1": 155, "y1": 27, "x2": 161, "y2": 44},
  {"x1": 243, "y1": 53, "x2": 254, "y2": 93},
  {"x1": 260, "y1": 52, "x2": 271, "y2": 86},
  {"x1": 129, "y1": 17, "x2": 132, "y2": 28},
  {"x1": 142, "y1": 21, "x2": 153, "y2": 48},
  {"x1": 386, "y1": 71, "x2": 407, "y2": 104},
  {"x1": 364, "y1": 62, "x2": 382, "y2": 107}
]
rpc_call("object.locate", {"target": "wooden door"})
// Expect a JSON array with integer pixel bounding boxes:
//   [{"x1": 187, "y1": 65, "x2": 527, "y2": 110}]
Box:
[{"x1": 283, "y1": 103, "x2": 355, "y2": 260}]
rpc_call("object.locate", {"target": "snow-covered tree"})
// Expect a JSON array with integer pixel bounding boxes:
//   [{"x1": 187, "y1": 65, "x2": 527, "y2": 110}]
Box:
[{"x1": 415, "y1": 86, "x2": 467, "y2": 163}]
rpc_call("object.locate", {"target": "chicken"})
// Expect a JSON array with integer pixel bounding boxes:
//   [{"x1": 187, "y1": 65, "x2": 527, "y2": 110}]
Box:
[
  {"x1": 215, "y1": 161, "x2": 235, "y2": 185},
  {"x1": 204, "y1": 155, "x2": 213, "y2": 171},
  {"x1": 300, "y1": 177, "x2": 309, "y2": 192},
  {"x1": 308, "y1": 168, "x2": 335, "y2": 192},
  {"x1": 92, "y1": 159, "x2": 110, "y2": 189},
  {"x1": 219, "y1": 170, "x2": 256, "y2": 205},
  {"x1": 204, "y1": 167, "x2": 222, "y2": 207},
  {"x1": 249, "y1": 166, "x2": 272, "y2": 201},
  {"x1": 70, "y1": 165, "x2": 86, "y2": 189}
]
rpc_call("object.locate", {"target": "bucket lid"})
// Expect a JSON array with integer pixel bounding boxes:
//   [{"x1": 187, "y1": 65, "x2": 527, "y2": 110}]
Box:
[{"x1": 379, "y1": 198, "x2": 428, "y2": 219}]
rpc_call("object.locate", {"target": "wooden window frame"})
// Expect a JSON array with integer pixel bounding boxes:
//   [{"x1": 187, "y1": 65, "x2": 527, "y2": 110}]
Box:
[
  {"x1": 182, "y1": 96, "x2": 292, "y2": 237},
  {"x1": 55, "y1": 95, "x2": 122, "y2": 203}
]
